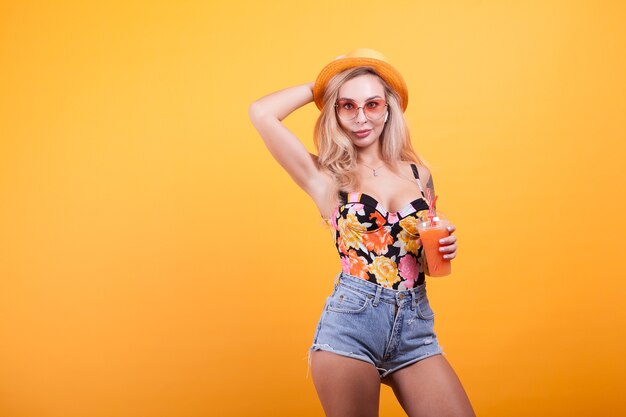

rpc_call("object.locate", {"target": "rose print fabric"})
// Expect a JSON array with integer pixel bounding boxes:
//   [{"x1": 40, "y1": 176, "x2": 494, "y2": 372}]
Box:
[{"x1": 323, "y1": 163, "x2": 431, "y2": 290}]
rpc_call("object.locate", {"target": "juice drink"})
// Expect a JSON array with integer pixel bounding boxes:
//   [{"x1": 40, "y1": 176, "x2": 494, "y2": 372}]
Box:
[{"x1": 418, "y1": 219, "x2": 451, "y2": 277}]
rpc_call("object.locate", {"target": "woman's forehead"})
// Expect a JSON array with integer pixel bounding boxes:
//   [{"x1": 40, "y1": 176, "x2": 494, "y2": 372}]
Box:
[{"x1": 338, "y1": 74, "x2": 385, "y2": 100}]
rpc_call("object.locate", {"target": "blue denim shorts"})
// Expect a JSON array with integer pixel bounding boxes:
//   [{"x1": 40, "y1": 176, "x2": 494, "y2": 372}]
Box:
[{"x1": 308, "y1": 272, "x2": 444, "y2": 380}]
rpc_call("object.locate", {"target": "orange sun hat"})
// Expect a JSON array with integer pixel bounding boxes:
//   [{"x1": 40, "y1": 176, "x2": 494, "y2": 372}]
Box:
[{"x1": 312, "y1": 48, "x2": 409, "y2": 112}]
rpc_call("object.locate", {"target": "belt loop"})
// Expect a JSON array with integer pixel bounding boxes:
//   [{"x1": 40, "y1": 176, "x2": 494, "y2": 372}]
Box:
[
  {"x1": 410, "y1": 288, "x2": 416, "y2": 311},
  {"x1": 373, "y1": 285, "x2": 383, "y2": 307},
  {"x1": 333, "y1": 271, "x2": 342, "y2": 289}
]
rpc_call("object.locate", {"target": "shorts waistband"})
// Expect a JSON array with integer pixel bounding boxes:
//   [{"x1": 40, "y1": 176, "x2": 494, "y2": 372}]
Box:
[{"x1": 335, "y1": 271, "x2": 427, "y2": 304}]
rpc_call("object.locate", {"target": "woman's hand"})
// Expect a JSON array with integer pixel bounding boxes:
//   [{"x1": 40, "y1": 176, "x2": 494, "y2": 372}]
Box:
[{"x1": 438, "y1": 224, "x2": 457, "y2": 260}]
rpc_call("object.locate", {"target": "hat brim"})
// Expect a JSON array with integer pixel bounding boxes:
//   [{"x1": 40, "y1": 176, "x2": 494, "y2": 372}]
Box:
[{"x1": 313, "y1": 57, "x2": 408, "y2": 111}]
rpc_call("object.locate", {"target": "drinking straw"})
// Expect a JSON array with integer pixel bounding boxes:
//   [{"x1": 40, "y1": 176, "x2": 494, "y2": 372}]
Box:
[{"x1": 425, "y1": 189, "x2": 438, "y2": 226}]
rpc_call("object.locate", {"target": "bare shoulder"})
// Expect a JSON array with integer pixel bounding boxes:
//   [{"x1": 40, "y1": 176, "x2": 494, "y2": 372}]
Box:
[
  {"x1": 416, "y1": 164, "x2": 432, "y2": 183},
  {"x1": 401, "y1": 161, "x2": 431, "y2": 181},
  {"x1": 404, "y1": 161, "x2": 428, "y2": 174},
  {"x1": 420, "y1": 166, "x2": 435, "y2": 193}
]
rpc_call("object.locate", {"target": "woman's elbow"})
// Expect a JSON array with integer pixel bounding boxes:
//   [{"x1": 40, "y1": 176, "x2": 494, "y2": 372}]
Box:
[
  {"x1": 248, "y1": 101, "x2": 260, "y2": 121},
  {"x1": 248, "y1": 100, "x2": 268, "y2": 124}
]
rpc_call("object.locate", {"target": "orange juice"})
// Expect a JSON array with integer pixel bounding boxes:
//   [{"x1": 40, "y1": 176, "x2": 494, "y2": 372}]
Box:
[{"x1": 419, "y1": 222, "x2": 451, "y2": 277}]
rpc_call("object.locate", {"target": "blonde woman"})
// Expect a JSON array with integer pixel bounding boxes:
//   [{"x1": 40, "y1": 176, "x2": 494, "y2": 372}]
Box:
[{"x1": 249, "y1": 49, "x2": 475, "y2": 417}]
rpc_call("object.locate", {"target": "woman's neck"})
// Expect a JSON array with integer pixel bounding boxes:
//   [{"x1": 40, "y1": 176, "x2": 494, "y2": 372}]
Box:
[{"x1": 356, "y1": 145, "x2": 384, "y2": 166}]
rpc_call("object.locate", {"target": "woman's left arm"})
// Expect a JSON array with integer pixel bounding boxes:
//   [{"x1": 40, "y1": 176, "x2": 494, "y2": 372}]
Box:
[{"x1": 420, "y1": 167, "x2": 457, "y2": 260}]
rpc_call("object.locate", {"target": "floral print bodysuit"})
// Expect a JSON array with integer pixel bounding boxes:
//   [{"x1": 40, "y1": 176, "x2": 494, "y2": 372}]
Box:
[{"x1": 323, "y1": 163, "x2": 431, "y2": 290}]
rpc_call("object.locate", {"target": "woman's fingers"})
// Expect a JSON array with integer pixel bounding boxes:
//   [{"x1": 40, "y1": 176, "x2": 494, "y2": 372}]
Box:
[
  {"x1": 439, "y1": 225, "x2": 457, "y2": 259},
  {"x1": 439, "y1": 232, "x2": 457, "y2": 246},
  {"x1": 440, "y1": 244, "x2": 457, "y2": 259}
]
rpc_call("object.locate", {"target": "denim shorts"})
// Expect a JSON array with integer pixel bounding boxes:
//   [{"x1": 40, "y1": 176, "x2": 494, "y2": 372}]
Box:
[{"x1": 307, "y1": 271, "x2": 444, "y2": 380}]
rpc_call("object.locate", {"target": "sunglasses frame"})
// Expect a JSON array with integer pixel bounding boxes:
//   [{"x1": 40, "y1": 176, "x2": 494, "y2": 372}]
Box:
[{"x1": 334, "y1": 98, "x2": 388, "y2": 121}]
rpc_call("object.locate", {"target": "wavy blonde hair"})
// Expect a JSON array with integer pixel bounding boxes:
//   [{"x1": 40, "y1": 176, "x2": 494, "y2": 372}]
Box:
[{"x1": 313, "y1": 67, "x2": 429, "y2": 210}]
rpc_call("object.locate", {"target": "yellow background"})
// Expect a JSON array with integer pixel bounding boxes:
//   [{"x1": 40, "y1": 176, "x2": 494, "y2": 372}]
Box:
[{"x1": 1, "y1": 1, "x2": 625, "y2": 416}]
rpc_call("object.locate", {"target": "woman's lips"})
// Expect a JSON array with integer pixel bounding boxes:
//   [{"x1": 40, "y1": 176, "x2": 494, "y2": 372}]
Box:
[{"x1": 353, "y1": 129, "x2": 372, "y2": 138}]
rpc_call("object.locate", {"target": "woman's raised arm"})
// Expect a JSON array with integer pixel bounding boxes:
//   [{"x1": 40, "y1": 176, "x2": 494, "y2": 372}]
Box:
[{"x1": 248, "y1": 82, "x2": 325, "y2": 196}]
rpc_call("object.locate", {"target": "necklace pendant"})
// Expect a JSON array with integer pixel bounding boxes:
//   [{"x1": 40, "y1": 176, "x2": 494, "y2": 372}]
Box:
[{"x1": 373, "y1": 169, "x2": 379, "y2": 176}]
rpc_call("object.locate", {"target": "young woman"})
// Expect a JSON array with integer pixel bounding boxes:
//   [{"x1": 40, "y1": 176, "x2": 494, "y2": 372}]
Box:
[{"x1": 249, "y1": 49, "x2": 476, "y2": 417}]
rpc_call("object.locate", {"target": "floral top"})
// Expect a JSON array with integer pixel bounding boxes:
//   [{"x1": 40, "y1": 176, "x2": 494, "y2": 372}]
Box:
[{"x1": 322, "y1": 163, "x2": 431, "y2": 290}]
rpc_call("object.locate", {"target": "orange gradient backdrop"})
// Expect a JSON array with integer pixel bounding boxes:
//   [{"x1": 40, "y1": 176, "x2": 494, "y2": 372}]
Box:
[{"x1": 1, "y1": 1, "x2": 625, "y2": 416}]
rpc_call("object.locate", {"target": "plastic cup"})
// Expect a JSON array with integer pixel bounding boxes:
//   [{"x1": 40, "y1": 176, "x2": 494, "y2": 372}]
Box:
[{"x1": 416, "y1": 213, "x2": 451, "y2": 277}]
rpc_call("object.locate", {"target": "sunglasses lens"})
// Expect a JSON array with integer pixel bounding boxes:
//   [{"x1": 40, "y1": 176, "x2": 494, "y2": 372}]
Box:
[
  {"x1": 364, "y1": 99, "x2": 387, "y2": 119},
  {"x1": 336, "y1": 100, "x2": 357, "y2": 119}
]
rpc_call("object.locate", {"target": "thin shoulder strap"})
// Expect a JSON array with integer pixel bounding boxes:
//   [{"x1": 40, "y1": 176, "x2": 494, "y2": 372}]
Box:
[
  {"x1": 410, "y1": 163, "x2": 426, "y2": 197},
  {"x1": 338, "y1": 190, "x2": 348, "y2": 205}
]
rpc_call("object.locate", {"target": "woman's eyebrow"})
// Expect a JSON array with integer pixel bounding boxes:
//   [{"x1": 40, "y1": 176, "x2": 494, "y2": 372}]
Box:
[{"x1": 338, "y1": 95, "x2": 384, "y2": 101}]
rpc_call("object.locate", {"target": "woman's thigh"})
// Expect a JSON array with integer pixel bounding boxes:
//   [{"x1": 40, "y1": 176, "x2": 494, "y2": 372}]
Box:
[
  {"x1": 385, "y1": 354, "x2": 476, "y2": 417},
  {"x1": 310, "y1": 351, "x2": 381, "y2": 417}
]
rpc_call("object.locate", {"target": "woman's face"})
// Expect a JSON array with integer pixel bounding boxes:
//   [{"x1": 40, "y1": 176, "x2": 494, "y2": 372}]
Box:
[{"x1": 336, "y1": 74, "x2": 388, "y2": 149}]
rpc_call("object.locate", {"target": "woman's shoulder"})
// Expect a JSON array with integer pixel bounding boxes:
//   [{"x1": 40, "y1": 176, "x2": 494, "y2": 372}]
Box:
[{"x1": 401, "y1": 160, "x2": 431, "y2": 180}]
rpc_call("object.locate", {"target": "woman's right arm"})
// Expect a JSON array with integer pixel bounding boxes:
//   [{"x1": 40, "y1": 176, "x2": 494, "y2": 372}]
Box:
[{"x1": 248, "y1": 82, "x2": 325, "y2": 196}]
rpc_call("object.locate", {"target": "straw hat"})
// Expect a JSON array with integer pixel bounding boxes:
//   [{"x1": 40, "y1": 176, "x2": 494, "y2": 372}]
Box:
[{"x1": 313, "y1": 48, "x2": 408, "y2": 112}]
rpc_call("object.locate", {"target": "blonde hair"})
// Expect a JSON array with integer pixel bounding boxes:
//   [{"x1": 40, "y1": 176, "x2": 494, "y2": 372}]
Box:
[{"x1": 313, "y1": 67, "x2": 429, "y2": 211}]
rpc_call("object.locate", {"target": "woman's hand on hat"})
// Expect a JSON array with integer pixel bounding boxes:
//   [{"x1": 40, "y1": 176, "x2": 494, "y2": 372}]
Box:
[
  {"x1": 438, "y1": 224, "x2": 457, "y2": 260},
  {"x1": 334, "y1": 54, "x2": 346, "y2": 60}
]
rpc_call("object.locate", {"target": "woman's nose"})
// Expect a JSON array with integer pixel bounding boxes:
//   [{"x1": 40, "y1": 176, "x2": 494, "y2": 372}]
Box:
[{"x1": 355, "y1": 107, "x2": 368, "y2": 123}]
